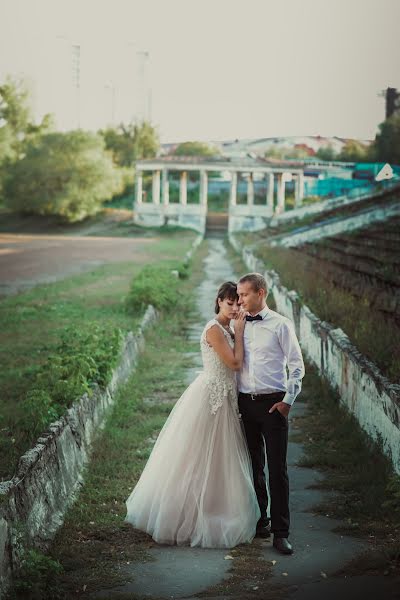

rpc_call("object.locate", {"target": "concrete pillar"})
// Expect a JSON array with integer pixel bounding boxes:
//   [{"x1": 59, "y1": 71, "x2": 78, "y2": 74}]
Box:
[
  {"x1": 295, "y1": 171, "x2": 305, "y2": 207},
  {"x1": 247, "y1": 173, "x2": 254, "y2": 207},
  {"x1": 162, "y1": 168, "x2": 169, "y2": 206},
  {"x1": 276, "y1": 173, "x2": 286, "y2": 214},
  {"x1": 152, "y1": 170, "x2": 160, "y2": 204},
  {"x1": 267, "y1": 172, "x2": 274, "y2": 210},
  {"x1": 299, "y1": 173, "x2": 304, "y2": 204},
  {"x1": 200, "y1": 170, "x2": 208, "y2": 206},
  {"x1": 230, "y1": 171, "x2": 237, "y2": 206},
  {"x1": 135, "y1": 170, "x2": 143, "y2": 205},
  {"x1": 179, "y1": 171, "x2": 187, "y2": 205}
]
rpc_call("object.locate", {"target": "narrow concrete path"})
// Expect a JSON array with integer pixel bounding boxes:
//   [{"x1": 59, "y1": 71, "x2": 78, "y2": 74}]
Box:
[{"x1": 94, "y1": 237, "x2": 398, "y2": 600}]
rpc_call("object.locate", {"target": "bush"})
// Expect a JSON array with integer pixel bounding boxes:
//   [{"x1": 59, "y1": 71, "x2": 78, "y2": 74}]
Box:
[
  {"x1": 13, "y1": 548, "x2": 63, "y2": 597},
  {"x1": 126, "y1": 263, "x2": 189, "y2": 313},
  {"x1": 4, "y1": 130, "x2": 123, "y2": 222},
  {"x1": 18, "y1": 323, "x2": 123, "y2": 440}
]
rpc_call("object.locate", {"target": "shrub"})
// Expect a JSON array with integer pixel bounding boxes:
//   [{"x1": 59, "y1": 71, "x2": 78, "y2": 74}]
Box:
[
  {"x1": 18, "y1": 323, "x2": 123, "y2": 440},
  {"x1": 126, "y1": 263, "x2": 189, "y2": 313},
  {"x1": 13, "y1": 548, "x2": 63, "y2": 596},
  {"x1": 4, "y1": 130, "x2": 123, "y2": 222}
]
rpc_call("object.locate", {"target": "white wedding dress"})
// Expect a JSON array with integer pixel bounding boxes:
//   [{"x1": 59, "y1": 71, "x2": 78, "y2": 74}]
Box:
[{"x1": 125, "y1": 319, "x2": 260, "y2": 548}]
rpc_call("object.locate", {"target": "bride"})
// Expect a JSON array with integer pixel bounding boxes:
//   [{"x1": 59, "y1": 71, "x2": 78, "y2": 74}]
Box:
[{"x1": 125, "y1": 281, "x2": 260, "y2": 548}]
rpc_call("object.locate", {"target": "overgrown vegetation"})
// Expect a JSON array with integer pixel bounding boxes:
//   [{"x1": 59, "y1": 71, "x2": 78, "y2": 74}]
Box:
[
  {"x1": 99, "y1": 121, "x2": 159, "y2": 168},
  {"x1": 19, "y1": 323, "x2": 123, "y2": 443},
  {"x1": 0, "y1": 77, "x2": 160, "y2": 221},
  {"x1": 4, "y1": 130, "x2": 123, "y2": 222},
  {"x1": 0, "y1": 77, "x2": 54, "y2": 204},
  {"x1": 126, "y1": 261, "x2": 190, "y2": 313},
  {"x1": 0, "y1": 230, "x2": 196, "y2": 480},
  {"x1": 11, "y1": 549, "x2": 64, "y2": 599},
  {"x1": 251, "y1": 244, "x2": 399, "y2": 381}
]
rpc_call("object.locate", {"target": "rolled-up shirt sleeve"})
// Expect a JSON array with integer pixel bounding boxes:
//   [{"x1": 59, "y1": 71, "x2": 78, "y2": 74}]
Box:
[{"x1": 277, "y1": 320, "x2": 305, "y2": 406}]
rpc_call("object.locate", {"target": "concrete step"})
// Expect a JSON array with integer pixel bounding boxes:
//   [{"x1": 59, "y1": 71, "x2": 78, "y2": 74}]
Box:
[{"x1": 206, "y1": 213, "x2": 229, "y2": 232}]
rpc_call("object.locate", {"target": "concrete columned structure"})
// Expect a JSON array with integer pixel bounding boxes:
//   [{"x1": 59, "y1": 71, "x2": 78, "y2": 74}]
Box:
[
  {"x1": 162, "y1": 168, "x2": 169, "y2": 206},
  {"x1": 135, "y1": 170, "x2": 143, "y2": 205},
  {"x1": 152, "y1": 170, "x2": 160, "y2": 204},
  {"x1": 133, "y1": 157, "x2": 305, "y2": 234},
  {"x1": 180, "y1": 171, "x2": 187, "y2": 205},
  {"x1": 276, "y1": 173, "x2": 285, "y2": 214},
  {"x1": 200, "y1": 170, "x2": 208, "y2": 206},
  {"x1": 267, "y1": 172, "x2": 274, "y2": 211},
  {"x1": 294, "y1": 172, "x2": 305, "y2": 207},
  {"x1": 247, "y1": 173, "x2": 254, "y2": 207},
  {"x1": 230, "y1": 172, "x2": 238, "y2": 206}
]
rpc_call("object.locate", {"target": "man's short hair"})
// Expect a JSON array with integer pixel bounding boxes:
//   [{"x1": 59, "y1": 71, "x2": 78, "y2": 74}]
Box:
[{"x1": 238, "y1": 272, "x2": 268, "y2": 294}]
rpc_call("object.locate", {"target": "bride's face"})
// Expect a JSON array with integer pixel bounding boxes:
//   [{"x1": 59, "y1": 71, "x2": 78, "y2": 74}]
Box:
[{"x1": 218, "y1": 297, "x2": 239, "y2": 319}]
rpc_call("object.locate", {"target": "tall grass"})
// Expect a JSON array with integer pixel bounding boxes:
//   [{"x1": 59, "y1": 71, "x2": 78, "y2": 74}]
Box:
[{"x1": 255, "y1": 245, "x2": 400, "y2": 381}]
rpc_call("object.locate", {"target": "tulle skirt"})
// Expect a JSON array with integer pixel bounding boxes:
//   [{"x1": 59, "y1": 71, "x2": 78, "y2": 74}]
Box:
[{"x1": 125, "y1": 372, "x2": 260, "y2": 548}]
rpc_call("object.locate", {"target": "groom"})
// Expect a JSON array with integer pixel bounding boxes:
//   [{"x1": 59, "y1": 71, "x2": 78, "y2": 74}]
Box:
[{"x1": 237, "y1": 272, "x2": 305, "y2": 555}]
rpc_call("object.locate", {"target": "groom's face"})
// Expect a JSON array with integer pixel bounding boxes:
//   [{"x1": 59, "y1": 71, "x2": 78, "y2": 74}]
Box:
[{"x1": 237, "y1": 281, "x2": 264, "y2": 314}]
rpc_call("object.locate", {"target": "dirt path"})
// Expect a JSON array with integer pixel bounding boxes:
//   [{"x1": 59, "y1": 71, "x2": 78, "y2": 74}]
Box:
[{"x1": 0, "y1": 232, "x2": 157, "y2": 297}]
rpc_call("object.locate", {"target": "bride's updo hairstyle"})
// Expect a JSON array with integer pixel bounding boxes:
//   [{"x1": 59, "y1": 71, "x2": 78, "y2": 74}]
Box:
[{"x1": 215, "y1": 281, "x2": 238, "y2": 314}]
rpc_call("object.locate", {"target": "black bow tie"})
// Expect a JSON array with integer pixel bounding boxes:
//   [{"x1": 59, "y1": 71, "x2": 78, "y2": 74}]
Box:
[{"x1": 246, "y1": 314, "x2": 263, "y2": 322}]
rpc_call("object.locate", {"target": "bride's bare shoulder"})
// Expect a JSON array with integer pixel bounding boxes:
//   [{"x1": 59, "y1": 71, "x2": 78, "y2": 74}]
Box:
[{"x1": 205, "y1": 321, "x2": 228, "y2": 344}]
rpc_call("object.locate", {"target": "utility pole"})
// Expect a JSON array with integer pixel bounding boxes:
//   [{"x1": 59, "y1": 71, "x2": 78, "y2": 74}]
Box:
[
  {"x1": 105, "y1": 82, "x2": 116, "y2": 125},
  {"x1": 71, "y1": 44, "x2": 81, "y2": 128},
  {"x1": 136, "y1": 50, "x2": 151, "y2": 122}
]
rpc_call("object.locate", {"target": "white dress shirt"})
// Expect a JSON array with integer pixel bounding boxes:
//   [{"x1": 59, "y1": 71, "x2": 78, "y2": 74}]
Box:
[{"x1": 237, "y1": 306, "x2": 305, "y2": 406}]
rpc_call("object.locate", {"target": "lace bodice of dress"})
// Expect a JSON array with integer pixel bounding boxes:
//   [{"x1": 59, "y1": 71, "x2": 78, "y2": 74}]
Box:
[{"x1": 200, "y1": 319, "x2": 239, "y2": 415}]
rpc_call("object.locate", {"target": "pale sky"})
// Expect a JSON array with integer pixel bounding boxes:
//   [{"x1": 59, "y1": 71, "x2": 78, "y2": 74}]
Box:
[{"x1": 1, "y1": 0, "x2": 399, "y2": 142}]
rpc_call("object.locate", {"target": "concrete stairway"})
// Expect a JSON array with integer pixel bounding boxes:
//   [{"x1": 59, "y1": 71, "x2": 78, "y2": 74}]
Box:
[{"x1": 205, "y1": 212, "x2": 228, "y2": 235}]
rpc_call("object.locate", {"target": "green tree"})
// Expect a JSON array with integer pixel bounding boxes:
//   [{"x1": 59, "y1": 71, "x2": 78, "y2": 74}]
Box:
[
  {"x1": 100, "y1": 121, "x2": 159, "y2": 167},
  {"x1": 132, "y1": 121, "x2": 159, "y2": 160},
  {"x1": 0, "y1": 76, "x2": 53, "y2": 162},
  {"x1": 4, "y1": 130, "x2": 122, "y2": 222},
  {"x1": 371, "y1": 114, "x2": 400, "y2": 164},
  {"x1": 0, "y1": 76, "x2": 54, "y2": 203},
  {"x1": 264, "y1": 146, "x2": 310, "y2": 160},
  {"x1": 316, "y1": 145, "x2": 337, "y2": 161},
  {"x1": 338, "y1": 140, "x2": 370, "y2": 162},
  {"x1": 173, "y1": 140, "x2": 218, "y2": 157}
]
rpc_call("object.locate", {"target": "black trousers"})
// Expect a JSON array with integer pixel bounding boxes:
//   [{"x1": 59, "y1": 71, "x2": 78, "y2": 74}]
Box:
[{"x1": 238, "y1": 391, "x2": 290, "y2": 538}]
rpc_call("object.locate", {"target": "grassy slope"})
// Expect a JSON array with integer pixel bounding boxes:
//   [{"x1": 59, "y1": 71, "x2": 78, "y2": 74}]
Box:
[
  {"x1": 234, "y1": 235, "x2": 400, "y2": 382},
  {"x1": 0, "y1": 228, "x2": 196, "y2": 480}
]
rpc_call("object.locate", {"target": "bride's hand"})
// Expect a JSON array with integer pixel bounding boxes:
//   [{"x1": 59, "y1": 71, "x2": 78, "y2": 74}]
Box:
[{"x1": 233, "y1": 310, "x2": 246, "y2": 335}]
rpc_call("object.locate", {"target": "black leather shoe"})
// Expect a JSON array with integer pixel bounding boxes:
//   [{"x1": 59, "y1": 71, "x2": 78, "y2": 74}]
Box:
[
  {"x1": 273, "y1": 537, "x2": 293, "y2": 554},
  {"x1": 255, "y1": 523, "x2": 271, "y2": 538}
]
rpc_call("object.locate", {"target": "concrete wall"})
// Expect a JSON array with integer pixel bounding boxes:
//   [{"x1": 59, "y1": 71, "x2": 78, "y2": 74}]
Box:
[
  {"x1": 229, "y1": 233, "x2": 400, "y2": 476},
  {"x1": 134, "y1": 202, "x2": 206, "y2": 234},
  {"x1": 270, "y1": 199, "x2": 400, "y2": 248},
  {"x1": 228, "y1": 204, "x2": 274, "y2": 233},
  {"x1": 269, "y1": 180, "x2": 399, "y2": 228}
]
